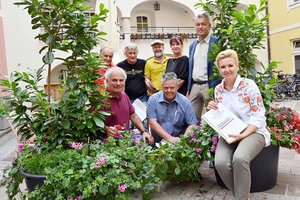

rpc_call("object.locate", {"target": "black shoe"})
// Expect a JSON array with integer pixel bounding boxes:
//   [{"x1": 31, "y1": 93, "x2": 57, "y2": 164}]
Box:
[{"x1": 209, "y1": 161, "x2": 214, "y2": 168}]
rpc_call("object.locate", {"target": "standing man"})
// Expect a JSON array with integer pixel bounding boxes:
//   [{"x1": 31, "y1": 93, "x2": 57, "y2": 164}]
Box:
[
  {"x1": 117, "y1": 43, "x2": 148, "y2": 104},
  {"x1": 103, "y1": 66, "x2": 154, "y2": 144},
  {"x1": 145, "y1": 39, "x2": 169, "y2": 95},
  {"x1": 187, "y1": 13, "x2": 220, "y2": 122},
  {"x1": 100, "y1": 46, "x2": 115, "y2": 67},
  {"x1": 147, "y1": 72, "x2": 197, "y2": 144}
]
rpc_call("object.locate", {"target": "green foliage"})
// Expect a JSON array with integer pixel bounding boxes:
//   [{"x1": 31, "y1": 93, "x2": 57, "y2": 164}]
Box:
[
  {"x1": 0, "y1": 1, "x2": 111, "y2": 147},
  {"x1": 14, "y1": 0, "x2": 109, "y2": 101},
  {"x1": 1, "y1": 59, "x2": 109, "y2": 148},
  {"x1": 195, "y1": 0, "x2": 278, "y2": 111},
  {"x1": 0, "y1": 95, "x2": 12, "y2": 118},
  {"x1": 1, "y1": 129, "x2": 217, "y2": 199}
]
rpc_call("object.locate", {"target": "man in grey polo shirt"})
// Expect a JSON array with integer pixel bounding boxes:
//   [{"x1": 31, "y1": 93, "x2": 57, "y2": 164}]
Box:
[{"x1": 147, "y1": 72, "x2": 197, "y2": 144}]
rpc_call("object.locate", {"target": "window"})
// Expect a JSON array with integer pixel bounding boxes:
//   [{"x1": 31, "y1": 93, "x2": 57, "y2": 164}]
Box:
[
  {"x1": 288, "y1": 0, "x2": 300, "y2": 9},
  {"x1": 292, "y1": 40, "x2": 300, "y2": 73},
  {"x1": 136, "y1": 16, "x2": 148, "y2": 32}
]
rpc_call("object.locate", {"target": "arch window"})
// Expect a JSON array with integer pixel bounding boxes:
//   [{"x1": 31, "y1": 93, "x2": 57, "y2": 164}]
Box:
[{"x1": 136, "y1": 16, "x2": 148, "y2": 32}]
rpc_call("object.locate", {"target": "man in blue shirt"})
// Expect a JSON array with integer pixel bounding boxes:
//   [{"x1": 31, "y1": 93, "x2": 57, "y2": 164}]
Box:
[{"x1": 147, "y1": 72, "x2": 197, "y2": 144}]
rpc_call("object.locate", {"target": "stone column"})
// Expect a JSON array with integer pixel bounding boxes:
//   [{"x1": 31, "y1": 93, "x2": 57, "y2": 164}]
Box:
[{"x1": 121, "y1": 17, "x2": 131, "y2": 43}]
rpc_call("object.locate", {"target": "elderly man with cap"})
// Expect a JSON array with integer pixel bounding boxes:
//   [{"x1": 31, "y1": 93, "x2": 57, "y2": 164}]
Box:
[{"x1": 144, "y1": 39, "x2": 169, "y2": 96}]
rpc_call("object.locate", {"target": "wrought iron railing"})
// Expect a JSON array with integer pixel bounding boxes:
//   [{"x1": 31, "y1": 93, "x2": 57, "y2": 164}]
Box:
[{"x1": 120, "y1": 26, "x2": 196, "y2": 40}]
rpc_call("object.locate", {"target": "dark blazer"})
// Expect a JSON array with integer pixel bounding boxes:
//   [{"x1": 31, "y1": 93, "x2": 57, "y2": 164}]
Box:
[{"x1": 187, "y1": 35, "x2": 219, "y2": 92}]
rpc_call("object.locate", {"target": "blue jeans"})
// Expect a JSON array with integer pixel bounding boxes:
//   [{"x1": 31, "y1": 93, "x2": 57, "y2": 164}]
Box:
[{"x1": 130, "y1": 95, "x2": 148, "y2": 105}]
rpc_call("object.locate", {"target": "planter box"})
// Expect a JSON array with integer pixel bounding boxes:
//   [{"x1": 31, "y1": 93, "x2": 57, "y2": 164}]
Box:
[
  {"x1": 21, "y1": 171, "x2": 47, "y2": 192},
  {"x1": 215, "y1": 145, "x2": 280, "y2": 193},
  {"x1": 0, "y1": 118, "x2": 10, "y2": 131}
]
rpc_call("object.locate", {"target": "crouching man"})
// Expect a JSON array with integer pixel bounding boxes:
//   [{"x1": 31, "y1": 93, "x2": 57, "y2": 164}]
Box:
[{"x1": 147, "y1": 72, "x2": 197, "y2": 144}]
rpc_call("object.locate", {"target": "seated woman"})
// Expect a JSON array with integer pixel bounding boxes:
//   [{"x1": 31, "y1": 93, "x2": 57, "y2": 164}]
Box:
[{"x1": 207, "y1": 49, "x2": 270, "y2": 200}]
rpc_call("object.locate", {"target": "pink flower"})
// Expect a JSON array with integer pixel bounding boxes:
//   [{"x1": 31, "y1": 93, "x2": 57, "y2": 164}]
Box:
[
  {"x1": 67, "y1": 195, "x2": 82, "y2": 200},
  {"x1": 190, "y1": 132, "x2": 196, "y2": 137},
  {"x1": 18, "y1": 144, "x2": 24, "y2": 152},
  {"x1": 211, "y1": 145, "x2": 217, "y2": 152},
  {"x1": 102, "y1": 138, "x2": 109, "y2": 144},
  {"x1": 71, "y1": 142, "x2": 83, "y2": 150},
  {"x1": 195, "y1": 147, "x2": 201, "y2": 153},
  {"x1": 275, "y1": 134, "x2": 282, "y2": 139},
  {"x1": 94, "y1": 156, "x2": 106, "y2": 168},
  {"x1": 114, "y1": 133, "x2": 121, "y2": 139},
  {"x1": 118, "y1": 183, "x2": 128, "y2": 193},
  {"x1": 212, "y1": 136, "x2": 218, "y2": 145}
]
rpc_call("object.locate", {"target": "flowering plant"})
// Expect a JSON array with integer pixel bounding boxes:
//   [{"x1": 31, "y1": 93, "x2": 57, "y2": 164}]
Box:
[
  {"x1": 266, "y1": 106, "x2": 300, "y2": 153},
  {"x1": 2, "y1": 126, "x2": 217, "y2": 200}
]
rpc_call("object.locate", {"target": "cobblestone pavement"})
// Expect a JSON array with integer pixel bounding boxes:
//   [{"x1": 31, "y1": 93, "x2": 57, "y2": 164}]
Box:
[{"x1": 1, "y1": 100, "x2": 300, "y2": 200}]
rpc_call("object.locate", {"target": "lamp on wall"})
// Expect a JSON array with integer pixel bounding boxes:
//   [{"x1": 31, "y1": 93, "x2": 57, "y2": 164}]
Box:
[{"x1": 154, "y1": 1, "x2": 160, "y2": 11}]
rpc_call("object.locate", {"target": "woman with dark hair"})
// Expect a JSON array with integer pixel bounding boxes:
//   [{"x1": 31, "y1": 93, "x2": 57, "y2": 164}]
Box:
[{"x1": 166, "y1": 36, "x2": 189, "y2": 95}]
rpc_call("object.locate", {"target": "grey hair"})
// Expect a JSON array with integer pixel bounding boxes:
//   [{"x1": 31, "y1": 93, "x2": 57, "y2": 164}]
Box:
[
  {"x1": 100, "y1": 46, "x2": 114, "y2": 54},
  {"x1": 104, "y1": 67, "x2": 127, "y2": 87},
  {"x1": 195, "y1": 12, "x2": 211, "y2": 24},
  {"x1": 162, "y1": 72, "x2": 178, "y2": 85},
  {"x1": 123, "y1": 42, "x2": 138, "y2": 55}
]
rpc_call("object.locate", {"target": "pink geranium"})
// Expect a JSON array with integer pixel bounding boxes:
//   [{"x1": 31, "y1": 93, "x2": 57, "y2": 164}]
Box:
[
  {"x1": 71, "y1": 142, "x2": 83, "y2": 150},
  {"x1": 94, "y1": 156, "x2": 106, "y2": 168},
  {"x1": 18, "y1": 144, "x2": 24, "y2": 152},
  {"x1": 118, "y1": 183, "x2": 128, "y2": 193}
]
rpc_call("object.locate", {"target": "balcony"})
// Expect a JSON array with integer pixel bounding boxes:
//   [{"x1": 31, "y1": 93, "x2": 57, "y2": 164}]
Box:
[{"x1": 120, "y1": 26, "x2": 197, "y2": 40}]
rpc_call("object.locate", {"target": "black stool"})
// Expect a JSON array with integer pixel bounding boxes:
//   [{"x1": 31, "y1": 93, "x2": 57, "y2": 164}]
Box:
[{"x1": 215, "y1": 145, "x2": 280, "y2": 192}]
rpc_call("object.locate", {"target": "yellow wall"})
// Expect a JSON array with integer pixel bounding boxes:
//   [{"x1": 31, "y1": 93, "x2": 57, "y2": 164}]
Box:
[
  {"x1": 268, "y1": 0, "x2": 300, "y2": 30},
  {"x1": 268, "y1": 0, "x2": 300, "y2": 74}
]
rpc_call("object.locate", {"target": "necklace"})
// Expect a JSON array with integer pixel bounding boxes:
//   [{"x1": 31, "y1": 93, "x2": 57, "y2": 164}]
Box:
[{"x1": 172, "y1": 58, "x2": 177, "y2": 66}]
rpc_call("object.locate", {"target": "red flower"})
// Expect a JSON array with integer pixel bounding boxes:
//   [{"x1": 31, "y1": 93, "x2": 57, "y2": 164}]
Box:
[
  {"x1": 95, "y1": 77, "x2": 105, "y2": 85},
  {"x1": 97, "y1": 67, "x2": 107, "y2": 75},
  {"x1": 257, "y1": 96, "x2": 262, "y2": 102},
  {"x1": 251, "y1": 105, "x2": 258, "y2": 112},
  {"x1": 243, "y1": 96, "x2": 250, "y2": 103},
  {"x1": 115, "y1": 124, "x2": 123, "y2": 131},
  {"x1": 275, "y1": 134, "x2": 282, "y2": 139},
  {"x1": 239, "y1": 81, "x2": 245, "y2": 86}
]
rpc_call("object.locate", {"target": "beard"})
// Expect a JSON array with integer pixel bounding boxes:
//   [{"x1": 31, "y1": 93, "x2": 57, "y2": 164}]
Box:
[{"x1": 154, "y1": 51, "x2": 163, "y2": 58}]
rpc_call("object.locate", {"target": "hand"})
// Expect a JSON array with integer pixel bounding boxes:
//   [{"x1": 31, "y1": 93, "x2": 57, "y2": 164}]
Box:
[
  {"x1": 227, "y1": 133, "x2": 241, "y2": 144},
  {"x1": 105, "y1": 126, "x2": 118, "y2": 137},
  {"x1": 142, "y1": 131, "x2": 154, "y2": 145},
  {"x1": 207, "y1": 100, "x2": 218, "y2": 110},
  {"x1": 167, "y1": 136, "x2": 181, "y2": 143}
]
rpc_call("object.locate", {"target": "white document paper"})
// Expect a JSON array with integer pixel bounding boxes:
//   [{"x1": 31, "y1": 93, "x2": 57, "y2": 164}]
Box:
[
  {"x1": 202, "y1": 103, "x2": 248, "y2": 143},
  {"x1": 132, "y1": 98, "x2": 147, "y2": 121}
]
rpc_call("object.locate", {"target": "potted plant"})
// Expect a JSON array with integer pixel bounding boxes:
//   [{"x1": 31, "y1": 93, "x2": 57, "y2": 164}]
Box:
[
  {"x1": 2, "y1": 128, "x2": 216, "y2": 199},
  {"x1": 0, "y1": 0, "x2": 110, "y2": 196},
  {"x1": 267, "y1": 106, "x2": 300, "y2": 152}
]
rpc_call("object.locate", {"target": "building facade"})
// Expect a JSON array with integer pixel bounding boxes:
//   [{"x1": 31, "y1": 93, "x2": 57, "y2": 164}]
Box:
[
  {"x1": 1, "y1": 0, "x2": 268, "y2": 85},
  {"x1": 268, "y1": 0, "x2": 300, "y2": 74}
]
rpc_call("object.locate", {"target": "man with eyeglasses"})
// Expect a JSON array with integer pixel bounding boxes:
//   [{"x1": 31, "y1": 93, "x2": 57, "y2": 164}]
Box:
[{"x1": 147, "y1": 72, "x2": 197, "y2": 144}]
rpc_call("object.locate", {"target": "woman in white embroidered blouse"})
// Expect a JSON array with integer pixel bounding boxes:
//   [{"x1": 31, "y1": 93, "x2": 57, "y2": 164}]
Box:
[{"x1": 207, "y1": 49, "x2": 270, "y2": 200}]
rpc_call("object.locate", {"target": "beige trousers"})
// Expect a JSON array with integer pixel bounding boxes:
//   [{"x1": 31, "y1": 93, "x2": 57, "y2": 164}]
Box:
[
  {"x1": 215, "y1": 133, "x2": 265, "y2": 200},
  {"x1": 189, "y1": 83, "x2": 209, "y2": 122}
]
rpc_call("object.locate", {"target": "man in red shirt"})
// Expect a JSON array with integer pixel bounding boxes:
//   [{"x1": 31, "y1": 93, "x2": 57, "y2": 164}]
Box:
[{"x1": 103, "y1": 66, "x2": 154, "y2": 144}]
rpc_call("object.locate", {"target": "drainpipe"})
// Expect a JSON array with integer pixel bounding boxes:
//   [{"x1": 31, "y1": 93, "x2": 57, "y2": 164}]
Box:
[{"x1": 266, "y1": 0, "x2": 271, "y2": 63}]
